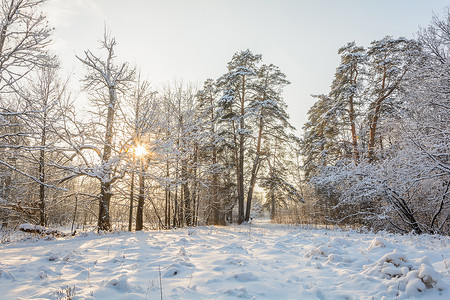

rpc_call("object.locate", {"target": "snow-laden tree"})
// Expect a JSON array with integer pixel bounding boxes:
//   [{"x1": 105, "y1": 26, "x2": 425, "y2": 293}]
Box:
[
  {"x1": 302, "y1": 42, "x2": 366, "y2": 184},
  {"x1": 121, "y1": 76, "x2": 158, "y2": 231},
  {"x1": 398, "y1": 7, "x2": 450, "y2": 233},
  {"x1": 303, "y1": 9, "x2": 449, "y2": 233},
  {"x1": 244, "y1": 63, "x2": 294, "y2": 221},
  {"x1": 217, "y1": 49, "x2": 261, "y2": 224},
  {"x1": 68, "y1": 30, "x2": 135, "y2": 231},
  {"x1": 196, "y1": 79, "x2": 225, "y2": 224},
  {"x1": 19, "y1": 63, "x2": 72, "y2": 226},
  {"x1": 365, "y1": 36, "x2": 419, "y2": 162},
  {"x1": 260, "y1": 134, "x2": 303, "y2": 220},
  {"x1": 0, "y1": 0, "x2": 52, "y2": 93},
  {"x1": 0, "y1": 0, "x2": 62, "y2": 227},
  {"x1": 301, "y1": 94, "x2": 341, "y2": 179},
  {"x1": 153, "y1": 82, "x2": 202, "y2": 228},
  {"x1": 328, "y1": 42, "x2": 366, "y2": 163},
  {"x1": 217, "y1": 50, "x2": 299, "y2": 223}
]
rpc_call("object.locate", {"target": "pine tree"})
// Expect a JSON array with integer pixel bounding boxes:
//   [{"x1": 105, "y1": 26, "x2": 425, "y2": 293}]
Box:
[
  {"x1": 217, "y1": 49, "x2": 261, "y2": 224},
  {"x1": 301, "y1": 94, "x2": 341, "y2": 179},
  {"x1": 328, "y1": 42, "x2": 366, "y2": 163},
  {"x1": 196, "y1": 79, "x2": 224, "y2": 224},
  {"x1": 365, "y1": 36, "x2": 418, "y2": 162},
  {"x1": 245, "y1": 63, "x2": 292, "y2": 221}
]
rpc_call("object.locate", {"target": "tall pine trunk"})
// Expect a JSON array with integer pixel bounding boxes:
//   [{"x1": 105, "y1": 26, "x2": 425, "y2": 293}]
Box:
[
  {"x1": 349, "y1": 67, "x2": 359, "y2": 163},
  {"x1": 237, "y1": 76, "x2": 246, "y2": 224}
]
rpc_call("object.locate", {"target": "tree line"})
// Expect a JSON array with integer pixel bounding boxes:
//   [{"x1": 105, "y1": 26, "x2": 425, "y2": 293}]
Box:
[
  {"x1": 0, "y1": 0, "x2": 302, "y2": 232},
  {"x1": 300, "y1": 7, "x2": 449, "y2": 235}
]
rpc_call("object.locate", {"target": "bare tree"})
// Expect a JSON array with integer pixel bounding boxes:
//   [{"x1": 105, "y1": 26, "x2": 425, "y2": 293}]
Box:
[
  {"x1": 0, "y1": 0, "x2": 55, "y2": 227},
  {"x1": 21, "y1": 62, "x2": 71, "y2": 226},
  {"x1": 124, "y1": 76, "x2": 158, "y2": 231},
  {"x1": 75, "y1": 30, "x2": 135, "y2": 231},
  {"x1": 0, "y1": 0, "x2": 52, "y2": 93}
]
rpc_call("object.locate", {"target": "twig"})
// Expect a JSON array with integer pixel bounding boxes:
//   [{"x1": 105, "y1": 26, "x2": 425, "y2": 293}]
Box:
[
  {"x1": 145, "y1": 279, "x2": 152, "y2": 300},
  {"x1": 159, "y1": 265, "x2": 163, "y2": 300}
]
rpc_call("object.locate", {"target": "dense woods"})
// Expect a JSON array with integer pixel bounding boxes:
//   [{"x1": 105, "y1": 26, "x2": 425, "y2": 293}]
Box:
[{"x1": 0, "y1": 0, "x2": 448, "y2": 235}]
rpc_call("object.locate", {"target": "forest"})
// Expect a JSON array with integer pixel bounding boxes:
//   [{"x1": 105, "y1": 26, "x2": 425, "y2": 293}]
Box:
[{"x1": 0, "y1": 0, "x2": 448, "y2": 236}]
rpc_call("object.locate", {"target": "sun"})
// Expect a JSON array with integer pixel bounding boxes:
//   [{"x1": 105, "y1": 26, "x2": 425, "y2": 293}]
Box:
[{"x1": 134, "y1": 144, "x2": 148, "y2": 157}]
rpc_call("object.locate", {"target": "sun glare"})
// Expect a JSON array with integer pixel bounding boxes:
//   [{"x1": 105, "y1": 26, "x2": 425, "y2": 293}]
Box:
[{"x1": 134, "y1": 145, "x2": 148, "y2": 157}]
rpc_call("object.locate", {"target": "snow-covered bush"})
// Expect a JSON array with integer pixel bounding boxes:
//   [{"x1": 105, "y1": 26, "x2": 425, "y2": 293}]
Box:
[{"x1": 362, "y1": 250, "x2": 447, "y2": 297}]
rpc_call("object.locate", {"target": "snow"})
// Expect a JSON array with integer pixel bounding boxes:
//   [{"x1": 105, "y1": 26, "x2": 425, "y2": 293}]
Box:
[{"x1": 1, "y1": 220, "x2": 449, "y2": 299}]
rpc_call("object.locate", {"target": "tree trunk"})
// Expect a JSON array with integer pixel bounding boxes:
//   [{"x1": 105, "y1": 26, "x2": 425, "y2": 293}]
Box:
[
  {"x1": 164, "y1": 186, "x2": 168, "y2": 229},
  {"x1": 270, "y1": 185, "x2": 275, "y2": 220},
  {"x1": 191, "y1": 144, "x2": 198, "y2": 226},
  {"x1": 211, "y1": 146, "x2": 220, "y2": 225},
  {"x1": 98, "y1": 181, "x2": 111, "y2": 231},
  {"x1": 182, "y1": 164, "x2": 191, "y2": 226},
  {"x1": 173, "y1": 185, "x2": 178, "y2": 227},
  {"x1": 71, "y1": 194, "x2": 78, "y2": 234},
  {"x1": 135, "y1": 166, "x2": 145, "y2": 231},
  {"x1": 368, "y1": 106, "x2": 381, "y2": 163},
  {"x1": 39, "y1": 137, "x2": 46, "y2": 226},
  {"x1": 38, "y1": 87, "x2": 49, "y2": 227},
  {"x1": 348, "y1": 68, "x2": 359, "y2": 163},
  {"x1": 180, "y1": 187, "x2": 185, "y2": 226},
  {"x1": 238, "y1": 134, "x2": 245, "y2": 224},
  {"x1": 245, "y1": 115, "x2": 263, "y2": 222},
  {"x1": 245, "y1": 155, "x2": 260, "y2": 222},
  {"x1": 128, "y1": 171, "x2": 134, "y2": 231},
  {"x1": 367, "y1": 69, "x2": 403, "y2": 162},
  {"x1": 98, "y1": 87, "x2": 116, "y2": 231},
  {"x1": 237, "y1": 76, "x2": 246, "y2": 224},
  {"x1": 168, "y1": 189, "x2": 171, "y2": 228}
]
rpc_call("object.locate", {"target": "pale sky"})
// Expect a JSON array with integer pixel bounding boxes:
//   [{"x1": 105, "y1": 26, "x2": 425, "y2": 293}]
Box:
[{"x1": 44, "y1": 0, "x2": 448, "y2": 133}]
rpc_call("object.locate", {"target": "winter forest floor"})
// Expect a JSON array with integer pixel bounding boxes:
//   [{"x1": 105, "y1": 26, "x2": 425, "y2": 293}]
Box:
[{"x1": 0, "y1": 220, "x2": 449, "y2": 299}]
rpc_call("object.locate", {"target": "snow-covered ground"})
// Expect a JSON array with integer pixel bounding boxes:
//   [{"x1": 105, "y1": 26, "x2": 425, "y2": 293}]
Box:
[{"x1": 0, "y1": 220, "x2": 449, "y2": 299}]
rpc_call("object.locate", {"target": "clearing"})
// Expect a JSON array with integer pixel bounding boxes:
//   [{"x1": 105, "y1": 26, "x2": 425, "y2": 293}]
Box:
[{"x1": 0, "y1": 220, "x2": 449, "y2": 299}]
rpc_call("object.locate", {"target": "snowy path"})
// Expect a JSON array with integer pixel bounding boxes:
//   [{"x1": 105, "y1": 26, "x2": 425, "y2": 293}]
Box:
[{"x1": 0, "y1": 220, "x2": 449, "y2": 299}]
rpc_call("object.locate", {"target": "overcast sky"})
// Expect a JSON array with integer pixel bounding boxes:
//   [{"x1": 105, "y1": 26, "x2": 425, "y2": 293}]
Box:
[{"x1": 44, "y1": 0, "x2": 448, "y2": 133}]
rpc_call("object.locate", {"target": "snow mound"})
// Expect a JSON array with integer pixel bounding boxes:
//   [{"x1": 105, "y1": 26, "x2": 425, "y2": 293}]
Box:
[
  {"x1": 362, "y1": 250, "x2": 447, "y2": 297},
  {"x1": 367, "y1": 237, "x2": 390, "y2": 250},
  {"x1": 305, "y1": 240, "x2": 347, "y2": 262},
  {"x1": 0, "y1": 269, "x2": 14, "y2": 281},
  {"x1": 305, "y1": 244, "x2": 331, "y2": 258},
  {"x1": 178, "y1": 237, "x2": 190, "y2": 245},
  {"x1": 219, "y1": 242, "x2": 247, "y2": 254},
  {"x1": 328, "y1": 237, "x2": 351, "y2": 248},
  {"x1": 106, "y1": 274, "x2": 131, "y2": 292},
  {"x1": 223, "y1": 286, "x2": 254, "y2": 298},
  {"x1": 47, "y1": 253, "x2": 59, "y2": 262},
  {"x1": 363, "y1": 250, "x2": 413, "y2": 278},
  {"x1": 231, "y1": 272, "x2": 259, "y2": 282},
  {"x1": 39, "y1": 265, "x2": 62, "y2": 277},
  {"x1": 163, "y1": 258, "x2": 195, "y2": 278},
  {"x1": 62, "y1": 250, "x2": 81, "y2": 262}
]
